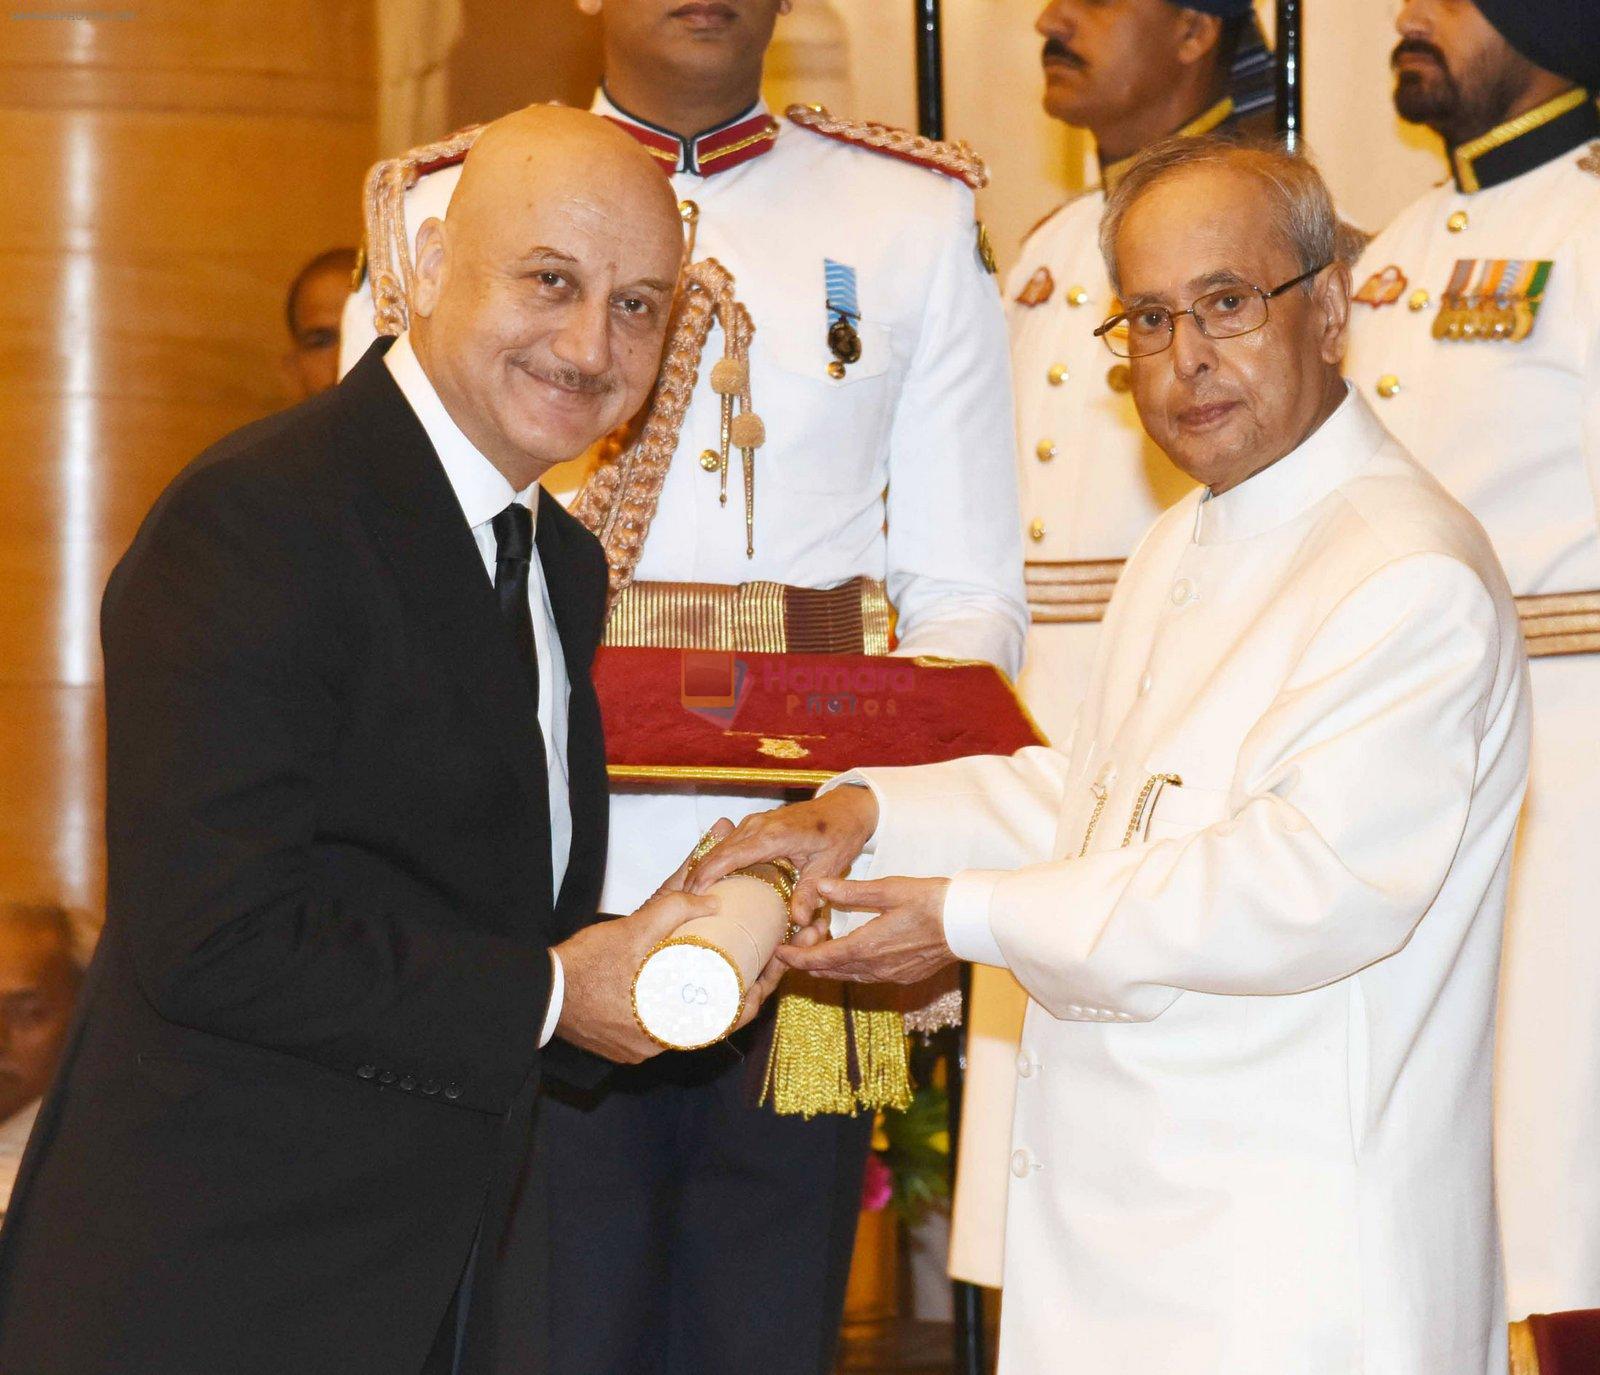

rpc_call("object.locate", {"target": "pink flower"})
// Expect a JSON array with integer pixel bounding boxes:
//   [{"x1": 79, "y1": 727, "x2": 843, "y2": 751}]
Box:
[{"x1": 861, "y1": 1152, "x2": 894, "y2": 1212}]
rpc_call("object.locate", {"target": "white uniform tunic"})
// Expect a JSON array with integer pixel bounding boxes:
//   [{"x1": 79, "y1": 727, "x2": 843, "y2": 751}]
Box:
[
  {"x1": 842, "y1": 393, "x2": 1529, "y2": 1372},
  {"x1": 342, "y1": 95, "x2": 1028, "y2": 918},
  {"x1": 1345, "y1": 108, "x2": 1600, "y2": 1318}
]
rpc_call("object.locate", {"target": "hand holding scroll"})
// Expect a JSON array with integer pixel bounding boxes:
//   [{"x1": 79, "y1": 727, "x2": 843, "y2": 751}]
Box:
[{"x1": 687, "y1": 785, "x2": 881, "y2": 926}]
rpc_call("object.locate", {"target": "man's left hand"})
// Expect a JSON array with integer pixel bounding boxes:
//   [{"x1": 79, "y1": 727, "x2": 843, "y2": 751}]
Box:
[{"x1": 777, "y1": 876, "x2": 954, "y2": 985}]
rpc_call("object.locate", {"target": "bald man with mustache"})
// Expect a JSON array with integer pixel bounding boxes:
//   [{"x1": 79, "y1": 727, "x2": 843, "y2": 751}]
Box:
[{"x1": 0, "y1": 106, "x2": 784, "y2": 1375}]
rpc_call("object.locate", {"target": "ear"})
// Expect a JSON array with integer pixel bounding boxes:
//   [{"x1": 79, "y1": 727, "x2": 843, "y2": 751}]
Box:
[
  {"x1": 1317, "y1": 261, "x2": 1353, "y2": 365},
  {"x1": 410, "y1": 218, "x2": 447, "y2": 320},
  {"x1": 1175, "y1": 8, "x2": 1223, "y2": 67}
]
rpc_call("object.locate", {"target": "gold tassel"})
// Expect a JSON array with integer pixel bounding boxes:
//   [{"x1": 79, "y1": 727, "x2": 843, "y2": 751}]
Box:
[{"x1": 761, "y1": 975, "x2": 914, "y2": 1119}]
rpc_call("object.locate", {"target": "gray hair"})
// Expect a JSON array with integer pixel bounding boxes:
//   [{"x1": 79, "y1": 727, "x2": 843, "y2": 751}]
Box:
[{"x1": 1099, "y1": 136, "x2": 1355, "y2": 296}]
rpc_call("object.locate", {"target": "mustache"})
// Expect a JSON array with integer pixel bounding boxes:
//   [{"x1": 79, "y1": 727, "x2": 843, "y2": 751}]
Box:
[
  {"x1": 1042, "y1": 36, "x2": 1086, "y2": 69},
  {"x1": 1391, "y1": 37, "x2": 1448, "y2": 71},
  {"x1": 523, "y1": 363, "x2": 618, "y2": 396}
]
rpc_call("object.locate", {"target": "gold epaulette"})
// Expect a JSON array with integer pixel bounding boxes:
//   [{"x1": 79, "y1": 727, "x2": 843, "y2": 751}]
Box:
[
  {"x1": 359, "y1": 124, "x2": 483, "y2": 337},
  {"x1": 784, "y1": 103, "x2": 988, "y2": 190}
]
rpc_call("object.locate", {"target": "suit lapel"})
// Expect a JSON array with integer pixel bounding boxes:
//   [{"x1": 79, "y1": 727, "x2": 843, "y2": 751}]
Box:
[
  {"x1": 337, "y1": 344, "x2": 554, "y2": 911},
  {"x1": 535, "y1": 491, "x2": 609, "y2": 933}
]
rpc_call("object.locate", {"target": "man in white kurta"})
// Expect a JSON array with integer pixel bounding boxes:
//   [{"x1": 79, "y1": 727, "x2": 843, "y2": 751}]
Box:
[
  {"x1": 1343, "y1": 0, "x2": 1600, "y2": 1316},
  {"x1": 958, "y1": 0, "x2": 1274, "y2": 1283},
  {"x1": 698, "y1": 138, "x2": 1530, "y2": 1372}
]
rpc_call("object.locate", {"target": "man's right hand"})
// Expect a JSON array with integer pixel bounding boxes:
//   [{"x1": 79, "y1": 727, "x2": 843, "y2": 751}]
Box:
[
  {"x1": 551, "y1": 890, "x2": 717, "y2": 1064},
  {"x1": 687, "y1": 785, "x2": 881, "y2": 926}
]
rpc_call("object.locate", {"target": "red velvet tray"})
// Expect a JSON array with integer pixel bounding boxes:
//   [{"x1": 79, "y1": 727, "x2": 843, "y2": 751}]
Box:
[{"x1": 594, "y1": 647, "x2": 1048, "y2": 790}]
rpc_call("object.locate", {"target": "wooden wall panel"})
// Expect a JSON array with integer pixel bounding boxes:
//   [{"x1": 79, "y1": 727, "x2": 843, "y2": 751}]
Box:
[{"x1": 0, "y1": 2, "x2": 376, "y2": 913}]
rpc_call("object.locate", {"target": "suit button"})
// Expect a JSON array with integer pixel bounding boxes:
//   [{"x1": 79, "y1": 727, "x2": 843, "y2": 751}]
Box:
[
  {"x1": 1046, "y1": 363, "x2": 1069, "y2": 386},
  {"x1": 1028, "y1": 519, "x2": 1046, "y2": 542},
  {"x1": 421, "y1": 1079, "x2": 440, "y2": 1096},
  {"x1": 699, "y1": 448, "x2": 720, "y2": 472},
  {"x1": 399, "y1": 1076, "x2": 416, "y2": 1092},
  {"x1": 378, "y1": 1070, "x2": 396, "y2": 1085},
  {"x1": 1015, "y1": 1049, "x2": 1036, "y2": 1078},
  {"x1": 1376, "y1": 374, "x2": 1401, "y2": 399},
  {"x1": 444, "y1": 1083, "x2": 462, "y2": 1101},
  {"x1": 1035, "y1": 438, "x2": 1057, "y2": 462},
  {"x1": 356, "y1": 1064, "x2": 376, "y2": 1080},
  {"x1": 1010, "y1": 1148, "x2": 1036, "y2": 1178},
  {"x1": 1065, "y1": 285, "x2": 1090, "y2": 307},
  {"x1": 1447, "y1": 210, "x2": 1468, "y2": 233}
]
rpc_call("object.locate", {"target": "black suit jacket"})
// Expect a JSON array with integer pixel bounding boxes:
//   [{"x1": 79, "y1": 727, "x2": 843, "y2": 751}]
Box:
[{"x1": 0, "y1": 342, "x2": 610, "y2": 1375}]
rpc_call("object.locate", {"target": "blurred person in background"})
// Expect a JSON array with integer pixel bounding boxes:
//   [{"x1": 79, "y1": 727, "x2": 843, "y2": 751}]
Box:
[
  {"x1": 284, "y1": 246, "x2": 358, "y2": 401},
  {"x1": 0, "y1": 902, "x2": 90, "y2": 1219}
]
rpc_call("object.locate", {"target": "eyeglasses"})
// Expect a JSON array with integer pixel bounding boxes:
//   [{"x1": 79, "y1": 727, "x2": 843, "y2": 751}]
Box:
[{"x1": 1093, "y1": 263, "x2": 1331, "y2": 359}]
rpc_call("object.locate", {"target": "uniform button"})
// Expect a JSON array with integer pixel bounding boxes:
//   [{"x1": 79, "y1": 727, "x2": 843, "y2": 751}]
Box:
[
  {"x1": 1139, "y1": 671, "x2": 1153, "y2": 696},
  {"x1": 1106, "y1": 363, "x2": 1132, "y2": 393},
  {"x1": 1407, "y1": 289, "x2": 1430, "y2": 312},
  {"x1": 356, "y1": 1064, "x2": 376, "y2": 1080},
  {"x1": 699, "y1": 448, "x2": 719, "y2": 471},
  {"x1": 378, "y1": 1070, "x2": 396, "y2": 1085},
  {"x1": 1028, "y1": 519, "x2": 1046, "y2": 542},
  {"x1": 1447, "y1": 210, "x2": 1468, "y2": 233},
  {"x1": 1035, "y1": 439, "x2": 1057, "y2": 462},
  {"x1": 827, "y1": 360, "x2": 846, "y2": 380},
  {"x1": 399, "y1": 1075, "x2": 416, "y2": 1092},
  {"x1": 421, "y1": 1079, "x2": 440, "y2": 1096},
  {"x1": 1010, "y1": 1148, "x2": 1035, "y2": 1178},
  {"x1": 1065, "y1": 285, "x2": 1090, "y2": 307},
  {"x1": 1170, "y1": 578, "x2": 1193, "y2": 606},
  {"x1": 1046, "y1": 363, "x2": 1069, "y2": 386},
  {"x1": 1376, "y1": 374, "x2": 1401, "y2": 399},
  {"x1": 444, "y1": 1083, "x2": 462, "y2": 1101},
  {"x1": 1016, "y1": 1049, "x2": 1036, "y2": 1078},
  {"x1": 678, "y1": 198, "x2": 699, "y2": 225}
]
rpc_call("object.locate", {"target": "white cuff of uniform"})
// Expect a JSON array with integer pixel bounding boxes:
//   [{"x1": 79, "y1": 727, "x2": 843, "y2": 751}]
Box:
[
  {"x1": 540, "y1": 950, "x2": 564, "y2": 1048},
  {"x1": 942, "y1": 870, "x2": 1007, "y2": 968}
]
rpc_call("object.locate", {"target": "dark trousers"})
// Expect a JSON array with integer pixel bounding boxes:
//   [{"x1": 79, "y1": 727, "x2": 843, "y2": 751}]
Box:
[{"x1": 496, "y1": 1045, "x2": 875, "y2": 1375}]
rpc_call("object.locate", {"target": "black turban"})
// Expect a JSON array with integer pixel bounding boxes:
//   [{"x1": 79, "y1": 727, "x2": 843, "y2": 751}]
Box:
[{"x1": 1474, "y1": 0, "x2": 1600, "y2": 88}]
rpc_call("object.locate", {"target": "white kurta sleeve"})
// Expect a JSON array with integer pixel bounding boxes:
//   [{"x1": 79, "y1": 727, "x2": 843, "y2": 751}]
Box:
[
  {"x1": 964, "y1": 553, "x2": 1512, "y2": 1021},
  {"x1": 882, "y1": 179, "x2": 1028, "y2": 678}
]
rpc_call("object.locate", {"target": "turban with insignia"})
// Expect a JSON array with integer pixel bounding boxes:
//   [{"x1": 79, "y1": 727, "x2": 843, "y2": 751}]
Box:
[{"x1": 1474, "y1": 0, "x2": 1600, "y2": 88}]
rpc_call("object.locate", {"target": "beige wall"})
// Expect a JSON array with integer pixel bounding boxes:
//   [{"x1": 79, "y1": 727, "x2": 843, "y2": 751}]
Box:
[{"x1": 0, "y1": 1, "x2": 375, "y2": 913}]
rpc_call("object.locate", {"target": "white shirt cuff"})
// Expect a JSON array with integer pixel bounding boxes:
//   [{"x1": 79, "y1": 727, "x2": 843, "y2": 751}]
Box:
[
  {"x1": 539, "y1": 950, "x2": 564, "y2": 1048},
  {"x1": 942, "y1": 870, "x2": 1007, "y2": 967}
]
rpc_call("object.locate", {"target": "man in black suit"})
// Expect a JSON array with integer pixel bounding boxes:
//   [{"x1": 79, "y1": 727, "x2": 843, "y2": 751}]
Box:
[{"x1": 0, "y1": 105, "x2": 782, "y2": 1375}]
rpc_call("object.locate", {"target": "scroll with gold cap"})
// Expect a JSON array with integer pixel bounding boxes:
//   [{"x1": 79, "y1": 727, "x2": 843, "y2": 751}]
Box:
[{"x1": 632, "y1": 855, "x2": 797, "y2": 1051}]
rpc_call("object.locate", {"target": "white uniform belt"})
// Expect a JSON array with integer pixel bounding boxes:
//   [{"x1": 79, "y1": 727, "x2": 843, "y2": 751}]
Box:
[
  {"x1": 1516, "y1": 589, "x2": 1600, "y2": 659},
  {"x1": 1028, "y1": 563, "x2": 1600, "y2": 658},
  {"x1": 602, "y1": 576, "x2": 892, "y2": 655},
  {"x1": 1024, "y1": 559, "x2": 1125, "y2": 625}
]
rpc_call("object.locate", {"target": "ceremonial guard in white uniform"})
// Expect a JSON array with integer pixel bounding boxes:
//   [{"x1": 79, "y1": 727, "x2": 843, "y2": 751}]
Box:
[
  {"x1": 953, "y1": 0, "x2": 1273, "y2": 1285},
  {"x1": 1344, "y1": 0, "x2": 1600, "y2": 1318}
]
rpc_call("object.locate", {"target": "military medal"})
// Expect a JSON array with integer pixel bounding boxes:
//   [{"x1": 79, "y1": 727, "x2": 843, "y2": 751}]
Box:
[
  {"x1": 1354, "y1": 264, "x2": 1407, "y2": 308},
  {"x1": 1016, "y1": 266, "x2": 1055, "y2": 308},
  {"x1": 1434, "y1": 258, "x2": 1552, "y2": 343},
  {"x1": 824, "y1": 258, "x2": 862, "y2": 379}
]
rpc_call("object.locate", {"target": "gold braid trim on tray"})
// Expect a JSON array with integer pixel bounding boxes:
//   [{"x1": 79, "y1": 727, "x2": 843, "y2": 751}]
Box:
[
  {"x1": 784, "y1": 104, "x2": 989, "y2": 190},
  {"x1": 360, "y1": 124, "x2": 484, "y2": 338},
  {"x1": 571, "y1": 258, "x2": 762, "y2": 601}
]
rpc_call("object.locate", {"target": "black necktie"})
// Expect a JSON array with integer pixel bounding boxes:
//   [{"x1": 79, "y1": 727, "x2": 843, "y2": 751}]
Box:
[{"x1": 491, "y1": 502, "x2": 539, "y2": 698}]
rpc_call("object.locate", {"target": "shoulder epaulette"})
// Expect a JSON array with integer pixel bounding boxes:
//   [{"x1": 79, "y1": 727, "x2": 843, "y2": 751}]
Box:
[{"x1": 784, "y1": 103, "x2": 988, "y2": 190}]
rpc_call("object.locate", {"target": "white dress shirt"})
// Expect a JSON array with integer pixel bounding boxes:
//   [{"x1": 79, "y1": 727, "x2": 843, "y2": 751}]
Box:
[
  {"x1": 0, "y1": 1098, "x2": 40, "y2": 1216},
  {"x1": 828, "y1": 392, "x2": 1529, "y2": 1372},
  {"x1": 385, "y1": 332, "x2": 570, "y2": 1045}
]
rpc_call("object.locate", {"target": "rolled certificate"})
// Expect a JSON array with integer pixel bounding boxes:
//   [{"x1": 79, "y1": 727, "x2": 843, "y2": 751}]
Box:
[{"x1": 631, "y1": 860, "x2": 798, "y2": 1050}]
